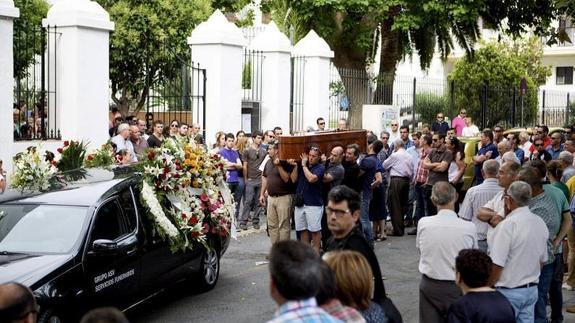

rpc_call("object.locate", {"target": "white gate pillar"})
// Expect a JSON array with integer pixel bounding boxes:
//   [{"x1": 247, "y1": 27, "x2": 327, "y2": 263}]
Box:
[
  {"x1": 188, "y1": 10, "x2": 246, "y2": 145},
  {"x1": 43, "y1": 0, "x2": 114, "y2": 149},
  {"x1": 250, "y1": 21, "x2": 291, "y2": 133},
  {"x1": 0, "y1": 0, "x2": 19, "y2": 172},
  {"x1": 292, "y1": 30, "x2": 334, "y2": 130}
]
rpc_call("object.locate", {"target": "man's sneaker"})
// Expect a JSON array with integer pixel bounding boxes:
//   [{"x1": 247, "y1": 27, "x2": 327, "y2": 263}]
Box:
[
  {"x1": 253, "y1": 223, "x2": 260, "y2": 230},
  {"x1": 240, "y1": 224, "x2": 248, "y2": 231},
  {"x1": 562, "y1": 283, "x2": 575, "y2": 291}
]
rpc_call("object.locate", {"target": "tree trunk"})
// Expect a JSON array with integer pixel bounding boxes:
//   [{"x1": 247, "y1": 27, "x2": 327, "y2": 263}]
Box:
[{"x1": 373, "y1": 7, "x2": 402, "y2": 105}]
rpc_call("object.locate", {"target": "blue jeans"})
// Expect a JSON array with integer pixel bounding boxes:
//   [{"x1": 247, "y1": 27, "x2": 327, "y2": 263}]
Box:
[
  {"x1": 535, "y1": 262, "x2": 555, "y2": 323},
  {"x1": 498, "y1": 286, "x2": 538, "y2": 323},
  {"x1": 414, "y1": 184, "x2": 426, "y2": 221},
  {"x1": 360, "y1": 195, "x2": 374, "y2": 247}
]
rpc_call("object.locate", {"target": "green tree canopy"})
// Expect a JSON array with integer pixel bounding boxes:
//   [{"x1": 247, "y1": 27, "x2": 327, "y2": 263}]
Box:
[
  {"x1": 449, "y1": 39, "x2": 551, "y2": 128},
  {"x1": 13, "y1": 0, "x2": 49, "y2": 80},
  {"x1": 96, "y1": 0, "x2": 212, "y2": 115}
]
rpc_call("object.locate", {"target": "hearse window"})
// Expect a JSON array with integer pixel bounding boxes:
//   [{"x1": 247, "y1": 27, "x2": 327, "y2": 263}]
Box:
[
  {"x1": 117, "y1": 187, "x2": 137, "y2": 233},
  {"x1": 92, "y1": 199, "x2": 124, "y2": 241}
]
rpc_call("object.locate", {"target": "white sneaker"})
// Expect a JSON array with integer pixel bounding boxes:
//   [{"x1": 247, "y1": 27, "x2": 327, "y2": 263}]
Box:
[{"x1": 562, "y1": 283, "x2": 575, "y2": 291}]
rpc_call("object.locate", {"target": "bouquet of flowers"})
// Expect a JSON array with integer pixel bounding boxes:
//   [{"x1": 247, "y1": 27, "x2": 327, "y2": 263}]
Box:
[
  {"x1": 84, "y1": 142, "x2": 115, "y2": 169},
  {"x1": 54, "y1": 140, "x2": 88, "y2": 181},
  {"x1": 11, "y1": 147, "x2": 58, "y2": 193}
]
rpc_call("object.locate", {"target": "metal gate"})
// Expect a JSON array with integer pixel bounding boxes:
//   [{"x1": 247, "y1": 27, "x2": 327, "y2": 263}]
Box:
[
  {"x1": 13, "y1": 24, "x2": 60, "y2": 141},
  {"x1": 146, "y1": 50, "x2": 206, "y2": 137},
  {"x1": 241, "y1": 48, "x2": 264, "y2": 133}
]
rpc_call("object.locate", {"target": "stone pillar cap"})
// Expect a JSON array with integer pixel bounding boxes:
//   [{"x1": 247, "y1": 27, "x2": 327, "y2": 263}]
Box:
[
  {"x1": 43, "y1": 0, "x2": 114, "y2": 31},
  {"x1": 0, "y1": 0, "x2": 19, "y2": 18},
  {"x1": 187, "y1": 9, "x2": 246, "y2": 47},
  {"x1": 292, "y1": 29, "x2": 334, "y2": 58},
  {"x1": 250, "y1": 21, "x2": 291, "y2": 53}
]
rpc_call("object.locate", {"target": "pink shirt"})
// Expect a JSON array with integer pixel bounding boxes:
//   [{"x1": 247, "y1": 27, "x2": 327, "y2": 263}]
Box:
[{"x1": 452, "y1": 115, "x2": 466, "y2": 136}]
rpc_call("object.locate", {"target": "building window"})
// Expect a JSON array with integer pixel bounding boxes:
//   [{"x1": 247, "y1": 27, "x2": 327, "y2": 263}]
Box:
[{"x1": 557, "y1": 66, "x2": 573, "y2": 85}]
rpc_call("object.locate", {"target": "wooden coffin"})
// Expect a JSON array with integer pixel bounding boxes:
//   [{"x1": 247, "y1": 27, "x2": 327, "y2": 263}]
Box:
[{"x1": 278, "y1": 130, "x2": 368, "y2": 160}]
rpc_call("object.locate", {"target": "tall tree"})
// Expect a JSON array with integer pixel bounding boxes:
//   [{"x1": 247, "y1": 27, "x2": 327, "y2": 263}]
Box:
[
  {"x1": 13, "y1": 0, "x2": 49, "y2": 80},
  {"x1": 96, "y1": 0, "x2": 212, "y2": 116},
  {"x1": 263, "y1": 0, "x2": 561, "y2": 127}
]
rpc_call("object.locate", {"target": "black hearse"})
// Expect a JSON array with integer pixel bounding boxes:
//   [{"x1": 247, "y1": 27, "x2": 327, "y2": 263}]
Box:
[{"x1": 0, "y1": 175, "x2": 230, "y2": 322}]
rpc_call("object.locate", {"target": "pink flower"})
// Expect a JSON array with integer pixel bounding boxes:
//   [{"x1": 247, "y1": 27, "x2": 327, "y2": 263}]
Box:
[
  {"x1": 203, "y1": 223, "x2": 210, "y2": 233},
  {"x1": 200, "y1": 194, "x2": 209, "y2": 202}
]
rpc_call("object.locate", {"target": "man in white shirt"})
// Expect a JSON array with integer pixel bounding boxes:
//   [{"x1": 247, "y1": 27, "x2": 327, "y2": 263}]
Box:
[
  {"x1": 386, "y1": 120, "x2": 400, "y2": 142},
  {"x1": 459, "y1": 160, "x2": 503, "y2": 251},
  {"x1": 416, "y1": 182, "x2": 477, "y2": 323},
  {"x1": 476, "y1": 161, "x2": 522, "y2": 246},
  {"x1": 111, "y1": 123, "x2": 137, "y2": 162},
  {"x1": 383, "y1": 139, "x2": 414, "y2": 236},
  {"x1": 488, "y1": 181, "x2": 549, "y2": 323}
]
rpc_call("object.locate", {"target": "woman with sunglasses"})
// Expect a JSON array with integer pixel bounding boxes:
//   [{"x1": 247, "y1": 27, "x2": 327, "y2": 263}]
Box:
[{"x1": 168, "y1": 120, "x2": 179, "y2": 137}]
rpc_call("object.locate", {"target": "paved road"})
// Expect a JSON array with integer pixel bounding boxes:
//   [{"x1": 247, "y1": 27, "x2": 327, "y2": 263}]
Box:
[{"x1": 128, "y1": 228, "x2": 575, "y2": 323}]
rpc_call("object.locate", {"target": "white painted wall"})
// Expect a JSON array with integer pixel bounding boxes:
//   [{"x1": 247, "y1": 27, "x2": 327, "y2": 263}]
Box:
[{"x1": 0, "y1": 0, "x2": 19, "y2": 172}]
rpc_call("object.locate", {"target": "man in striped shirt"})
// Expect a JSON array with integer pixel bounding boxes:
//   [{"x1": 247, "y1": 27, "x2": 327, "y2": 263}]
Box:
[{"x1": 459, "y1": 160, "x2": 503, "y2": 252}]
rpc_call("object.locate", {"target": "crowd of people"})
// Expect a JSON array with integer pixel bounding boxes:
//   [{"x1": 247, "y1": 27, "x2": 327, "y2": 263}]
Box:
[
  {"x1": 4, "y1": 106, "x2": 575, "y2": 323},
  {"x1": 105, "y1": 109, "x2": 575, "y2": 323}
]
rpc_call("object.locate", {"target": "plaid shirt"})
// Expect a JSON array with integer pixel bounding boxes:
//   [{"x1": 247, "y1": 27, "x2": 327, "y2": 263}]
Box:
[
  {"x1": 268, "y1": 298, "x2": 343, "y2": 323},
  {"x1": 414, "y1": 148, "x2": 431, "y2": 184},
  {"x1": 321, "y1": 299, "x2": 366, "y2": 323}
]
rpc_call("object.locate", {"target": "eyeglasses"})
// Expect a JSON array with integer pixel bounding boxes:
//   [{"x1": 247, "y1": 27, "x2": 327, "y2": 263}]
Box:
[
  {"x1": 381, "y1": 137, "x2": 389, "y2": 140},
  {"x1": 391, "y1": 124, "x2": 398, "y2": 126},
  {"x1": 552, "y1": 137, "x2": 561, "y2": 140},
  {"x1": 432, "y1": 138, "x2": 439, "y2": 142},
  {"x1": 326, "y1": 207, "x2": 351, "y2": 217},
  {"x1": 437, "y1": 116, "x2": 444, "y2": 119},
  {"x1": 460, "y1": 111, "x2": 467, "y2": 114},
  {"x1": 319, "y1": 122, "x2": 325, "y2": 125},
  {"x1": 170, "y1": 124, "x2": 178, "y2": 128},
  {"x1": 534, "y1": 143, "x2": 543, "y2": 147}
]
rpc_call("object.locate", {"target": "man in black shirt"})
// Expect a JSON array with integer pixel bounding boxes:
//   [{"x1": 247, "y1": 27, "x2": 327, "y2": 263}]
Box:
[
  {"x1": 342, "y1": 144, "x2": 362, "y2": 193},
  {"x1": 324, "y1": 186, "x2": 402, "y2": 323}
]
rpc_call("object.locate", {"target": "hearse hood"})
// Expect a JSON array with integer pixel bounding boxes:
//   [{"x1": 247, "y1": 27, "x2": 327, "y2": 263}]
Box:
[{"x1": 0, "y1": 253, "x2": 74, "y2": 286}]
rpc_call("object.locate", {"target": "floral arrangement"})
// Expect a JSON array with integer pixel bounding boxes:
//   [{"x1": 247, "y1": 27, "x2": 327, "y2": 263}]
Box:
[
  {"x1": 54, "y1": 140, "x2": 88, "y2": 181},
  {"x1": 138, "y1": 137, "x2": 233, "y2": 252},
  {"x1": 11, "y1": 147, "x2": 57, "y2": 193},
  {"x1": 84, "y1": 142, "x2": 115, "y2": 169}
]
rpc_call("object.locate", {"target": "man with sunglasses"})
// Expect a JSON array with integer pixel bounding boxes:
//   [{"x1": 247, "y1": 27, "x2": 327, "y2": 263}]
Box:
[
  {"x1": 431, "y1": 113, "x2": 449, "y2": 135},
  {"x1": 386, "y1": 120, "x2": 400, "y2": 142},
  {"x1": 0, "y1": 282, "x2": 37, "y2": 323},
  {"x1": 531, "y1": 137, "x2": 552, "y2": 162},
  {"x1": 293, "y1": 146, "x2": 325, "y2": 253},
  {"x1": 316, "y1": 117, "x2": 326, "y2": 131},
  {"x1": 451, "y1": 109, "x2": 467, "y2": 136},
  {"x1": 546, "y1": 132, "x2": 564, "y2": 160}
]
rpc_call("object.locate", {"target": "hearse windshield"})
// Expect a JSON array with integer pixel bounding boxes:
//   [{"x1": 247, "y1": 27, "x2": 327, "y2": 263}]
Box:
[{"x1": 0, "y1": 204, "x2": 89, "y2": 254}]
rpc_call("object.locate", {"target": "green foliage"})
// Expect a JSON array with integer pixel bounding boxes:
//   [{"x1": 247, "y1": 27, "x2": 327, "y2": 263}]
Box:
[
  {"x1": 13, "y1": 0, "x2": 49, "y2": 79},
  {"x1": 242, "y1": 60, "x2": 252, "y2": 89},
  {"x1": 96, "y1": 0, "x2": 212, "y2": 115},
  {"x1": 449, "y1": 39, "x2": 549, "y2": 127},
  {"x1": 415, "y1": 92, "x2": 449, "y2": 126},
  {"x1": 56, "y1": 140, "x2": 88, "y2": 181},
  {"x1": 85, "y1": 142, "x2": 116, "y2": 169}
]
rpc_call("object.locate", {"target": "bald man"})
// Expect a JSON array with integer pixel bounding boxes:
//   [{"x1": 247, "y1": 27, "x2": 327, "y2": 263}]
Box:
[{"x1": 0, "y1": 283, "x2": 37, "y2": 323}]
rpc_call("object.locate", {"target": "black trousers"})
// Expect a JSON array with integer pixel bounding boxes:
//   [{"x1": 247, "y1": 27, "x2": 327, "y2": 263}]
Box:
[
  {"x1": 423, "y1": 184, "x2": 437, "y2": 217},
  {"x1": 419, "y1": 275, "x2": 461, "y2": 323},
  {"x1": 389, "y1": 177, "x2": 410, "y2": 236}
]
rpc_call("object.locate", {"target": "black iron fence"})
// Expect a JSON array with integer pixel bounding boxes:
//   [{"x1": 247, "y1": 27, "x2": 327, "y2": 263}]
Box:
[
  {"x1": 332, "y1": 66, "x2": 575, "y2": 131},
  {"x1": 13, "y1": 25, "x2": 60, "y2": 141},
  {"x1": 146, "y1": 57, "x2": 206, "y2": 135}
]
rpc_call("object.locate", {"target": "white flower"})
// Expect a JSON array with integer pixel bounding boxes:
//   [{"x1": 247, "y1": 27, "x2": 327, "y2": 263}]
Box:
[{"x1": 141, "y1": 181, "x2": 179, "y2": 238}]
